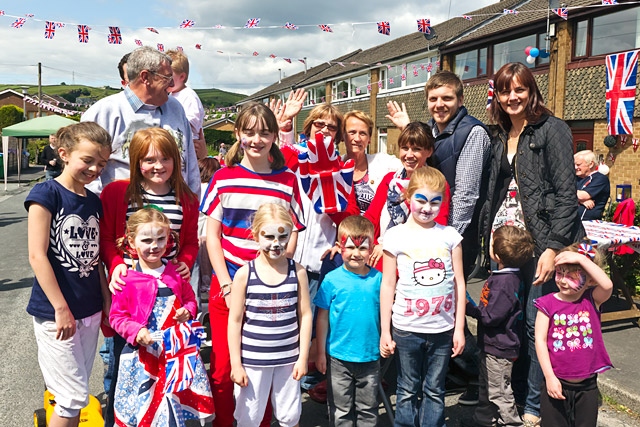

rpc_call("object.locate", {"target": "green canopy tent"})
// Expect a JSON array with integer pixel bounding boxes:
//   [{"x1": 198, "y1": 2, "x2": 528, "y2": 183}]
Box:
[{"x1": 2, "y1": 115, "x2": 77, "y2": 190}]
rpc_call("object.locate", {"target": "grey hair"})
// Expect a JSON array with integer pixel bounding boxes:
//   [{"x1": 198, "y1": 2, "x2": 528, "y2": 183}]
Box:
[
  {"x1": 574, "y1": 150, "x2": 597, "y2": 167},
  {"x1": 126, "y1": 46, "x2": 172, "y2": 82}
]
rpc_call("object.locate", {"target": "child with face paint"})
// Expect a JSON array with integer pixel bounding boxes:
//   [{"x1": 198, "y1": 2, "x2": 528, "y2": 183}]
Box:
[
  {"x1": 200, "y1": 102, "x2": 305, "y2": 427},
  {"x1": 227, "y1": 203, "x2": 312, "y2": 427},
  {"x1": 379, "y1": 166, "x2": 466, "y2": 427},
  {"x1": 534, "y1": 243, "x2": 613, "y2": 427},
  {"x1": 313, "y1": 215, "x2": 382, "y2": 426},
  {"x1": 109, "y1": 207, "x2": 214, "y2": 426}
]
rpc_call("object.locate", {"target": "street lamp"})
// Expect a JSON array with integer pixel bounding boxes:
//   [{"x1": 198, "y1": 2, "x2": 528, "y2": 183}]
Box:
[{"x1": 21, "y1": 86, "x2": 29, "y2": 120}]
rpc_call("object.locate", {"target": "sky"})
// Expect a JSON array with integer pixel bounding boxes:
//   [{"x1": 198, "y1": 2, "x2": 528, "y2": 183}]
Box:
[{"x1": 0, "y1": 0, "x2": 496, "y2": 96}]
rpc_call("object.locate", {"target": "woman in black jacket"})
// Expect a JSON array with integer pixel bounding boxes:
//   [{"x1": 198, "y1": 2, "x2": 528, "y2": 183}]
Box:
[{"x1": 484, "y1": 62, "x2": 583, "y2": 426}]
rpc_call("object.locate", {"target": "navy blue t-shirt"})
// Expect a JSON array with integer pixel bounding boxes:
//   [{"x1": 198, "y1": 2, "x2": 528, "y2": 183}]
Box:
[
  {"x1": 25, "y1": 180, "x2": 103, "y2": 320},
  {"x1": 576, "y1": 171, "x2": 610, "y2": 220}
]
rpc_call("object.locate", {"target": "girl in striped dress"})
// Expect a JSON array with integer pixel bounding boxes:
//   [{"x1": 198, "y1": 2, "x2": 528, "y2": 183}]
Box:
[
  {"x1": 200, "y1": 102, "x2": 306, "y2": 427},
  {"x1": 228, "y1": 203, "x2": 312, "y2": 427}
]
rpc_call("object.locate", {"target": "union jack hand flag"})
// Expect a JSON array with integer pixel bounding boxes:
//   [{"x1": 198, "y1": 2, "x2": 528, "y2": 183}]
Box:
[
  {"x1": 44, "y1": 21, "x2": 55, "y2": 39},
  {"x1": 284, "y1": 22, "x2": 298, "y2": 30},
  {"x1": 504, "y1": 9, "x2": 518, "y2": 14},
  {"x1": 298, "y1": 133, "x2": 355, "y2": 214},
  {"x1": 606, "y1": 50, "x2": 639, "y2": 135},
  {"x1": 417, "y1": 18, "x2": 431, "y2": 34},
  {"x1": 553, "y1": 7, "x2": 568, "y2": 20},
  {"x1": 319, "y1": 24, "x2": 333, "y2": 33},
  {"x1": 244, "y1": 18, "x2": 260, "y2": 28},
  {"x1": 12, "y1": 18, "x2": 26, "y2": 29},
  {"x1": 602, "y1": 0, "x2": 617, "y2": 4},
  {"x1": 487, "y1": 79, "x2": 494, "y2": 110},
  {"x1": 157, "y1": 43, "x2": 164, "y2": 52},
  {"x1": 147, "y1": 27, "x2": 159, "y2": 34},
  {"x1": 77, "y1": 25, "x2": 89, "y2": 43},
  {"x1": 107, "y1": 27, "x2": 122, "y2": 44},
  {"x1": 377, "y1": 21, "x2": 390, "y2": 36},
  {"x1": 180, "y1": 19, "x2": 195, "y2": 28},
  {"x1": 163, "y1": 320, "x2": 204, "y2": 394},
  {"x1": 135, "y1": 39, "x2": 143, "y2": 46}
]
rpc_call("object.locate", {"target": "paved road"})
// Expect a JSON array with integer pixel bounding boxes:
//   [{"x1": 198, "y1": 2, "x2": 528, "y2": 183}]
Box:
[{"x1": 1, "y1": 184, "x2": 638, "y2": 426}]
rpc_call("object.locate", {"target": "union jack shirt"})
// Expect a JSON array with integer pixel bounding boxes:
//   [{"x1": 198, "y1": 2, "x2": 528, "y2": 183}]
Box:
[
  {"x1": 319, "y1": 24, "x2": 333, "y2": 33},
  {"x1": 12, "y1": 18, "x2": 26, "y2": 29},
  {"x1": 180, "y1": 19, "x2": 195, "y2": 28},
  {"x1": 417, "y1": 18, "x2": 431, "y2": 34},
  {"x1": 44, "y1": 21, "x2": 55, "y2": 39},
  {"x1": 606, "y1": 50, "x2": 639, "y2": 135},
  {"x1": 107, "y1": 26, "x2": 122, "y2": 44},
  {"x1": 377, "y1": 21, "x2": 390, "y2": 36},
  {"x1": 77, "y1": 24, "x2": 89, "y2": 43},
  {"x1": 244, "y1": 18, "x2": 260, "y2": 28}
]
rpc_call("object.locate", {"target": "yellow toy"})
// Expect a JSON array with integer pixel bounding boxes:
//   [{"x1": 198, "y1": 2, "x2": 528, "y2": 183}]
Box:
[{"x1": 34, "y1": 390, "x2": 103, "y2": 427}]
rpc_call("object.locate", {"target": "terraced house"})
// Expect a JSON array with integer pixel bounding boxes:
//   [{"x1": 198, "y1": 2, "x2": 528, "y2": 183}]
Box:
[{"x1": 240, "y1": 0, "x2": 640, "y2": 201}]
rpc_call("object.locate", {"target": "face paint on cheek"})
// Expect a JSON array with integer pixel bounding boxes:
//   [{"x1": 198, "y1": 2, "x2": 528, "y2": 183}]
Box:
[
  {"x1": 557, "y1": 269, "x2": 588, "y2": 292},
  {"x1": 411, "y1": 193, "x2": 442, "y2": 218},
  {"x1": 258, "y1": 223, "x2": 292, "y2": 259},
  {"x1": 240, "y1": 137, "x2": 249, "y2": 150}
]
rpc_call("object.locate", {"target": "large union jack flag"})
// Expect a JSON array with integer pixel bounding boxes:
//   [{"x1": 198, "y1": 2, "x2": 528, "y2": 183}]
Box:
[
  {"x1": 606, "y1": 50, "x2": 639, "y2": 135},
  {"x1": 44, "y1": 21, "x2": 55, "y2": 39},
  {"x1": 107, "y1": 26, "x2": 122, "y2": 44},
  {"x1": 417, "y1": 18, "x2": 431, "y2": 34},
  {"x1": 180, "y1": 19, "x2": 195, "y2": 28},
  {"x1": 163, "y1": 320, "x2": 204, "y2": 394},
  {"x1": 244, "y1": 18, "x2": 260, "y2": 28},
  {"x1": 298, "y1": 133, "x2": 354, "y2": 214},
  {"x1": 11, "y1": 18, "x2": 26, "y2": 29},
  {"x1": 377, "y1": 21, "x2": 390, "y2": 36},
  {"x1": 77, "y1": 25, "x2": 89, "y2": 43}
]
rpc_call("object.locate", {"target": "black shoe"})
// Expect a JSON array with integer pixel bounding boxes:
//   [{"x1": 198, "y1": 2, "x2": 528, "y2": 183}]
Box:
[{"x1": 458, "y1": 384, "x2": 479, "y2": 406}]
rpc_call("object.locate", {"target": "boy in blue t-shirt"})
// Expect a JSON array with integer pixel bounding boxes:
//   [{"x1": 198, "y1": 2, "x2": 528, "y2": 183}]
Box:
[{"x1": 314, "y1": 215, "x2": 382, "y2": 426}]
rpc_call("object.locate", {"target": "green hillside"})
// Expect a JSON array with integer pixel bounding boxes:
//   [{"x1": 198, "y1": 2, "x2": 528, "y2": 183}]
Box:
[{"x1": 194, "y1": 88, "x2": 244, "y2": 108}]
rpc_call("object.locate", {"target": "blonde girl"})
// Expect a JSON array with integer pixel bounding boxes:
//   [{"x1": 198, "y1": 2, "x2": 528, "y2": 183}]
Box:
[
  {"x1": 26, "y1": 122, "x2": 112, "y2": 427},
  {"x1": 534, "y1": 243, "x2": 613, "y2": 427},
  {"x1": 228, "y1": 203, "x2": 311, "y2": 427},
  {"x1": 379, "y1": 166, "x2": 466, "y2": 427}
]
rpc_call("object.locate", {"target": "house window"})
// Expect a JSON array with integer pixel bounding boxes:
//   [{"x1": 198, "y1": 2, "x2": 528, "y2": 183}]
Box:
[
  {"x1": 332, "y1": 74, "x2": 369, "y2": 99},
  {"x1": 574, "y1": 7, "x2": 640, "y2": 58},
  {"x1": 575, "y1": 20, "x2": 588, "y2": 57},
  {"x1": 380, "y1": 57, "x2": 437, "y2": 90},
  {"x1": 494, "y1": 34, "x2": 537, "y2": 71},
  {"x1": 455, "y1": 50, "x2": 479, "y2": 80},
  {"x1": 350, "y1": 74, "x2": 369, "y2": 97},
  {"x1": 537, "y1": 34, "x2": 550, "y2": 65},
  {"x1": 378, "y1": 128, "x2": 388, "y2": 154},
  {"x1": 333, "y1": 79, "x2": 349, "y2": 99},
  {"x1": 306, "y1": 85, "x2": 326, "y2": 105},
  {"x1": 406, "y1": 58, "x2": 431, "y2": 86}
]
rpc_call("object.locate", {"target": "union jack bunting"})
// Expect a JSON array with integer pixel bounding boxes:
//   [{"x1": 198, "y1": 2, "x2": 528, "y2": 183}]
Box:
[
  {"x1": 633, "y1": 138, "x2": 639, "y2": 152},
  {"x1": 252, "y1": 51, "x2": 259, "y2": 56},
  {"x1": 462, "y1": 15, "x2": 473, "y2": 20},
  {"x1": 606, "y1": 50, "x2": 639, "y2": 135},
  {"x1": 299, "y1": 58, "x2": 306, "y2": 64},
  {"x1": 553, "y1": 7, "x2": 568, "y2": 20},
  {"x1": 602, "y1": 0, "x2": 618, "y2": 4},
  {"x1": 367, "y1": 83, "x2": 372, "y2": 91},
  {"x1": 157, "y1": 43, "x2": 164, "y2": 52},
  {"x1": 107, "y1": 27, "x2": 122, "y2": 44},
  {"x1": 378, "y1": 80, "x2": 383, "y2": 89},
  {"x1": 180, "y1": 19, "x2": 195, "y2": 28},
  {"x1": 135, "y1": 39, "x2": 143, "y2": 46},
  {"x1": 319, "y1": 24, "x2": 333, "y2": 33},
  {"x1": 487, "y1": 79, "x2": 495, "y2": 110},
  {"x1": 504, "y1": 9, "x2": 518, "y2": 14},
  {"x1": 195, "y1": 44, "x2": 202, "y2": 49},
  {"x1": 283, "y1": 58, "x2": 292, "y2": 63},
  {"x1": 44, "y1": 21, "x2": 55, "y2": 39},
  {"x1": 163, "y1": 320, "x2": 204, "y2": 394},
  {"x1": 56, "y1": 22, "x2": 65, "y2": 28},
  {"x1": 177, "y1": 46, "x2": 184, "y2": 52},
  {"x1": 401, "y1": 74, "x2": 406, "y2": 81},
  {"x1": 244, "y1": 18, "x2": 260, "y2": 28},
  {"x1": 298, "y1": 133, "x2": 355, "y2": 214},
  {"x1": 417, "y1": 18, "x2": 431, "y2": 34},
  {"x1": 269, "y1": 54, "x2": 276, "y2": 58},
  {"x1": 25, "y1": 13, "x2": 34, "y2": 18},
  {"x1": 284, "y1": 22, "x2": 298, "y2": 30},
  {"x1": 77, "y1": 25, "x2": 89, "y2": 43},
  {"x1": 427, "y1": 63, "x2": 434, "y2": 72},
  {"x1": 147, "y1": 27, "x2": 159, "y2": 34},
  {"x1": 11, "y1": 18, "x2": 26, "y2": 29},
  {"x1": 377, "y1": 21, "x2": 390, "y2": 36},
  {"x1": 389, "y1": 77, "x2": 395, "y2": 85},
  {"x1": 0, "y1": 11, "x2": 5, "y2": 15},
  {"x1": 213, "y1": 24, "x2": 224, "y2": 29}
]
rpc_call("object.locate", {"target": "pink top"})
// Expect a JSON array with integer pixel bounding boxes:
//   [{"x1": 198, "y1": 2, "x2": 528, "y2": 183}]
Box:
[{"x1": 535, "y1": 289, "x2": 613, "y2": 380}]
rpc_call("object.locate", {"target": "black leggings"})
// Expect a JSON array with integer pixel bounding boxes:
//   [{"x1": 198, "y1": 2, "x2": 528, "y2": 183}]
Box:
[{"x1": 540, "y1": 375, "x2": 599, "y2": 427}]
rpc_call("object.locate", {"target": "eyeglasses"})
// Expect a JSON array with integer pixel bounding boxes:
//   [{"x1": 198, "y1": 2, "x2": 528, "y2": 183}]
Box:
[
  {"x1": 149, "y1": 70, "x2": 173, "y2": 83},
  {"x1": 312, "y1": 120, "x2": 338, "y2": 133}
]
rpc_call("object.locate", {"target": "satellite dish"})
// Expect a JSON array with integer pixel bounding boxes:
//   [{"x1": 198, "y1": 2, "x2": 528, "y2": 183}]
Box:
[{"x1": 423, "y1": 27, "x2": 437, "y2": 40}]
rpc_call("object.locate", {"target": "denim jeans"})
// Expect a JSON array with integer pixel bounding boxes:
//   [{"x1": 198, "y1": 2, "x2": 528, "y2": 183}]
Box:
[{"x1": 393, "y1": 327, "x2": 453, "y2": 427}]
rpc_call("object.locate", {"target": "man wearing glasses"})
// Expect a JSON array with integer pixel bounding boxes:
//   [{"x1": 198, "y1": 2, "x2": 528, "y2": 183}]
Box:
[{"x1": 82, "y1": 46, "x2": 199, "y2": 196}]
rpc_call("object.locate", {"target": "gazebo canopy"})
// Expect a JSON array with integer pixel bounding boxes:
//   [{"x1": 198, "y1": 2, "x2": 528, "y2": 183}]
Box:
[{"x1": 2, "y1": 115, "x2": 77, "y2": 137}]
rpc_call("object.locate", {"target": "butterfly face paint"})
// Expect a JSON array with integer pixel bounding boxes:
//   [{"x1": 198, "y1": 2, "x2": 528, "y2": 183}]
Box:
[
  {"x1": 340, "y1": 235, "x2": 372, "y2": 273},
  {"x1": 555, "y1": 267, "x2": 587, "y2": 293},
  {"x1": 410, "y1": 187, "x2": 443, "y2": 225},
  {"x1": 258, "y1": 223, "x2": 292, "y2": 259}
]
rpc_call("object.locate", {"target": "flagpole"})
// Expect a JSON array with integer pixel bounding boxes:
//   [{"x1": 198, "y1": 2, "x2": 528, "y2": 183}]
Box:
[{"x1": 546, "y1": 0, "x2": 551, "y2": 53}]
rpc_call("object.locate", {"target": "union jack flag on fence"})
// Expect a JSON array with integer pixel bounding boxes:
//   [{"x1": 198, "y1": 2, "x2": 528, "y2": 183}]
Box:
[
  {"x1": 377, "y1": 21, "x2": 390, "y2": 36},
  {"x1": 487, "y1": 79, "x2": 494, "y2": 110},
  {"x1": 606, "y1": 50, "x2": 639, "y2": 135},
  {"x1": 12, "y1": 18, "x2": 26, "y2": 29},
  {"x1": 107, "y1": 27, "x2": 122, "y2": 44},
  {"x1": 44, "y1": 21, "x2": 55, "y2": 39},
  {"x1": 163, "y1": 320, "x2": 204, "y2": 394},
  {"x1": 244, "y1": 18, "x2": 260, "y2": 28},
  {"x1": 77, "y1": 25, "x2": 89, "y2": 43},
  {"x1": 180, "y1": 19, "x2": 195, "y2": 28},
  {"x1": 319, "y1": 24, "x2": 333, "y2": 33},
  {"x1": 417, "y1": 18, "x2": 431, "y2": 34},
  {"x1": 553, "y1": 7, "x2": 568, "y2": 20},
  {"x1": 298, "y1": 133, "x2": 355, "y2": 214}
]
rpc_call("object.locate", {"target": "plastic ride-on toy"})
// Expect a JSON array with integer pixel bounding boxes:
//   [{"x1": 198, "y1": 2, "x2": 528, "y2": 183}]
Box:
[{"x1": 33, "y1": 390, "x2": 103, "y2": 427}]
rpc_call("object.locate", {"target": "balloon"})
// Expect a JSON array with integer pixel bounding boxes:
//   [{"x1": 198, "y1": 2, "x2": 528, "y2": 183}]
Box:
[
  {"x1": 540, "y1": 50, "x2": 550, "y2": 59},
  {"x1": 526, "y1": 55, "x2": 536, "y2": 64},
  {"x1": 530, "y1": 47, "x2": 540, "y2": 58},
  {"x1": 524, "y1": 46, "x2": 533, "y2": 55}
]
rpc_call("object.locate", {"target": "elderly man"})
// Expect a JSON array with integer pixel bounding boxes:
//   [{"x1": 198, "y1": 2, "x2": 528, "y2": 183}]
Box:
[
  {"x1": 575, "y1": 150, "x2": 610, "y2": 220},
  {"x1": 82, "y1": 46, "x2": 199, "y2": 196}
]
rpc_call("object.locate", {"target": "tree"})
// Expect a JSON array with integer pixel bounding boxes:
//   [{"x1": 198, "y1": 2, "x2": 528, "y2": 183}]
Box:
[{"x1": 0, "y1": 105, "x2": 24, "y2": 131}]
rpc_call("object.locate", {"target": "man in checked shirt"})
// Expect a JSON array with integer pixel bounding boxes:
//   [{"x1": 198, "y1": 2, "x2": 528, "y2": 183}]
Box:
[{"x1": 386, "y1": 71, "x2": 491, "y2": 406}]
